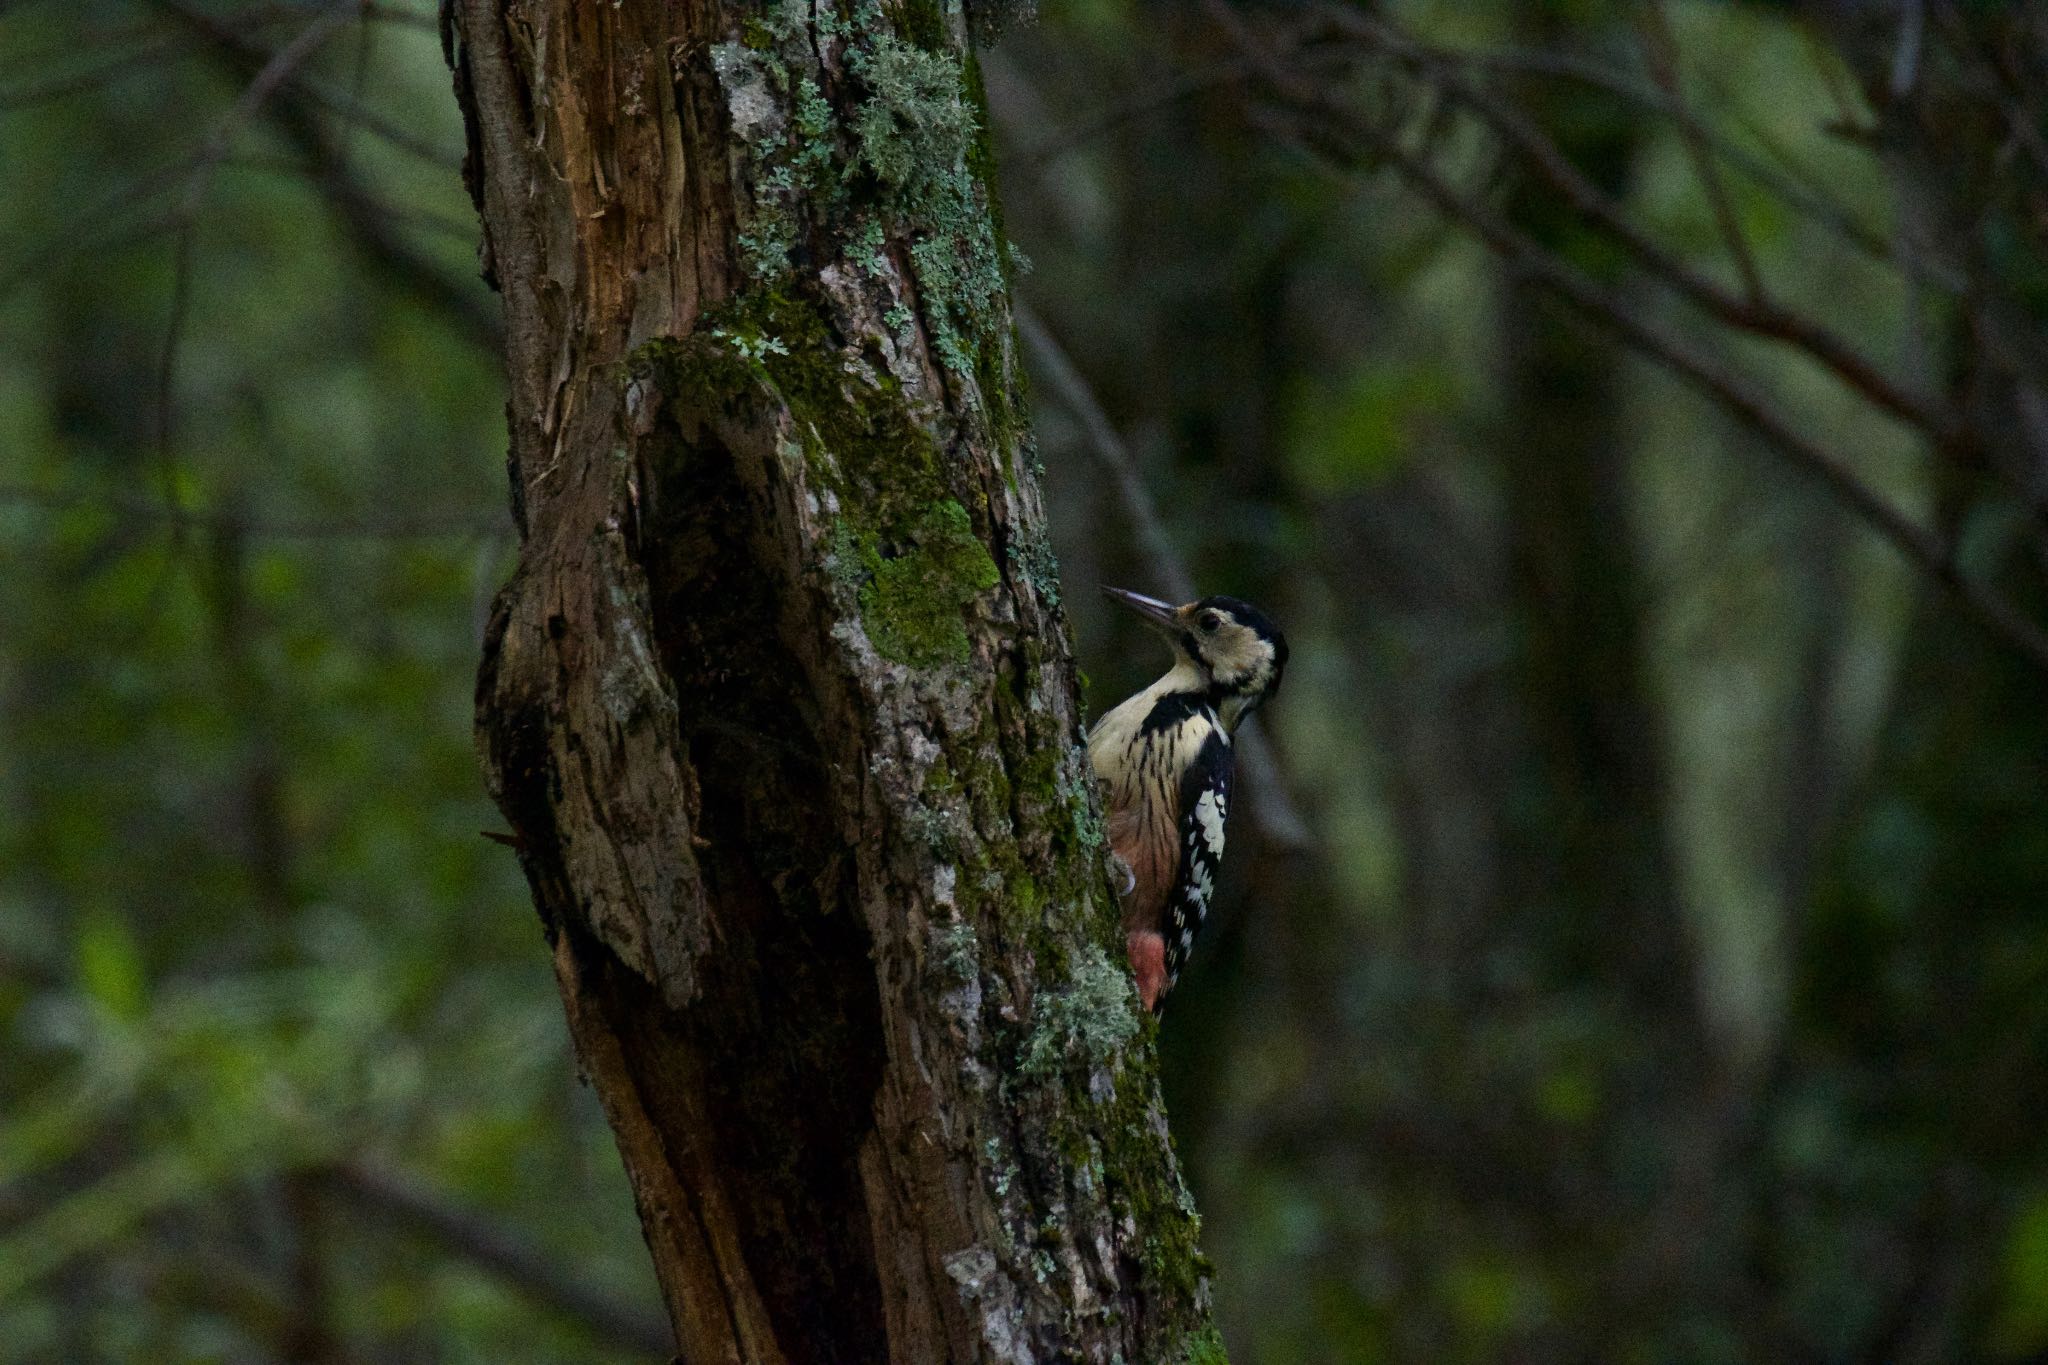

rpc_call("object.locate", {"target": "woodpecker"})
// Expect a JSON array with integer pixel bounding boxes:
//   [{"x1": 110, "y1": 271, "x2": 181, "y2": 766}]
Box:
[{"x1": 1088, "y1": 587, "x2": 1288, "y2": 1012}]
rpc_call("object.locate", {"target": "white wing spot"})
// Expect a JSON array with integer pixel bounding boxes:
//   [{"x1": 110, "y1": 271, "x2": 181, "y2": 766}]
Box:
[{"x1": 1193, "y1": 789, "x2": 1227, "y2": 858}]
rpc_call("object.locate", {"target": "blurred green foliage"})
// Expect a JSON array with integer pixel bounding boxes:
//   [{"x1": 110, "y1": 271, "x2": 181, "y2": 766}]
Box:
[
  {"x1": 4, "y1": 0, "x2": 2048, "y2": 1361},
  {"x1": 0, "y1": 4, "x2": 658, "y2": 1359}
]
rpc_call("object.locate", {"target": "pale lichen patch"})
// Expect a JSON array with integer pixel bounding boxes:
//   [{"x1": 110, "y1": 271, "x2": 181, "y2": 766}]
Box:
[{"x1": 1019, "y1": 943, "x2": 1140, "y2": 1080}]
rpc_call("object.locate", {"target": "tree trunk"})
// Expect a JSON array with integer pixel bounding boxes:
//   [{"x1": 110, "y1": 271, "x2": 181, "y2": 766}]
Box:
[{"x1": 444, "y1": 2, "x2": 1214, "y2": 1361}]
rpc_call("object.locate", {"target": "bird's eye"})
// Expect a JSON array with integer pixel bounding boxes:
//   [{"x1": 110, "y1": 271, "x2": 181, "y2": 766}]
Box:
[{"x1": 1197, "y1": 611, "x2": 1222, "y2": 633}]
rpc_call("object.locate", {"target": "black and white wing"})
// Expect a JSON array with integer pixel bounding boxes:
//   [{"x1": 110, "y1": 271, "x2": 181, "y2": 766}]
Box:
[{"x1": 1163, "y1": 728, "x2": 1234, "y2": 992}]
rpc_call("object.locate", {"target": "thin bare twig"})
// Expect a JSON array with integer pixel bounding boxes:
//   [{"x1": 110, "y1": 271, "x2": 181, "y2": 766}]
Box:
[
  {"x1": 1803, "y1": 25, "x2": 1868, "y2": 132},
  {"x1": 1208, "y1": 2, "x2": 2048, "y2": 675},
  {"x1": 145, "y1": 1, "x2": 359, "y2": 563},
  {"x1": 149, "y1": 0, "x2": 458, "y2": 171},
  {"x1": 224, "y1": 154, "x2": 478, "y2": 240},
  {"x1": 1313, "y1": 8, "x2": 2048, "y2": 539},
  {"x1": 0, "y1": 484, "x2": 505, "y2": 540},
  {"x1": 172, "y1": 1, "x2": 360, "y2": 221},
  {"x1": 1321, "y1": 7, "x2": 1960, "y2": 449},
  {"x1": 1936, "y1": 5, "x2": 2048, "y2": 187},
  {"x1": 1639, "y1": 0, "x2": 1767, "y2": 305},
  {"x1": 1015, "y1": 300, "x2": 1316, "y2": 849},
  {"x1": 0, "y1": 155, "x2": 205, "y2": 299},
  {"x1": 156, "y1": 0, "x2": 501, "y2": 352},
  {"x1": 0, "y1": 33, "x2": 195, "y2": 110},
  {"x1": 1010, "y1": 41, "x2": 1357, "y2": 174},
  {"x1": 1013, "y1": 60, "x2": 1247, "y2": 171},
  {"x1": 154, "y1": 222, "x2": 197, "y2": 524},
  {"x1": 0, "y1": 12, "x2": 170, "y2": 73},
  {"x1": 315, "y1": 1161, "x2": 672, "y2": 1357},
  {"x1": 1465, "y1": 41, "x2": 1959, "y2": 292}
]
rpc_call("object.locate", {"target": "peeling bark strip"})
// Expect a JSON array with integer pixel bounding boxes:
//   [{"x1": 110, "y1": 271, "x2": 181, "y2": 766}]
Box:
[{"x1": 448, "y1": 2, "x2": 1215, "y2": 1360}]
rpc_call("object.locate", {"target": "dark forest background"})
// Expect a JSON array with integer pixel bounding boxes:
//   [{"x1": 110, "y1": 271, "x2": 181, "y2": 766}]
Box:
[{"x1": 5, "y1": 1, "x2": 2048, "y2": 1361}]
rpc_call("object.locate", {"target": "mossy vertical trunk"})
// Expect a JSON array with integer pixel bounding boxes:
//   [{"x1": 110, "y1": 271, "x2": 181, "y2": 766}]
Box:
[{"x1": 446, "y1": 2, "x2": 1215, "y2": 1361}]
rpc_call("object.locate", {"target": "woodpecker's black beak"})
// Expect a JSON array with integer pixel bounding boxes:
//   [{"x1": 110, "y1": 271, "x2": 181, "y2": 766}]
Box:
[{"x1": 1102, "y1": 586, "x2": 1180, "y2": 636}]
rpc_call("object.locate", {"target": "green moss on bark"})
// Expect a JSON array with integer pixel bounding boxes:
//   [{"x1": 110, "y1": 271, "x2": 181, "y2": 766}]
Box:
[
  {"x1": 636, "y1": 291, "x2": 1010, "y2": 674},
  {"x1": 849, "y1": 499, "x2": 999, "y2": 668}
]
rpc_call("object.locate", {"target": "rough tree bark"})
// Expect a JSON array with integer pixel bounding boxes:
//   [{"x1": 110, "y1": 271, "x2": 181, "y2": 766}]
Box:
[{"x1": 444, "y1": 1, "x2": 1217, "y2": 1361}]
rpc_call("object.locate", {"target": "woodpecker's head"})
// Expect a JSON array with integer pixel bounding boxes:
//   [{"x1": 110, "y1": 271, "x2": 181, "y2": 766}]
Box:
[{"x1": 1103, "y1": 586, "x2": 1288, "y2": 729}]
